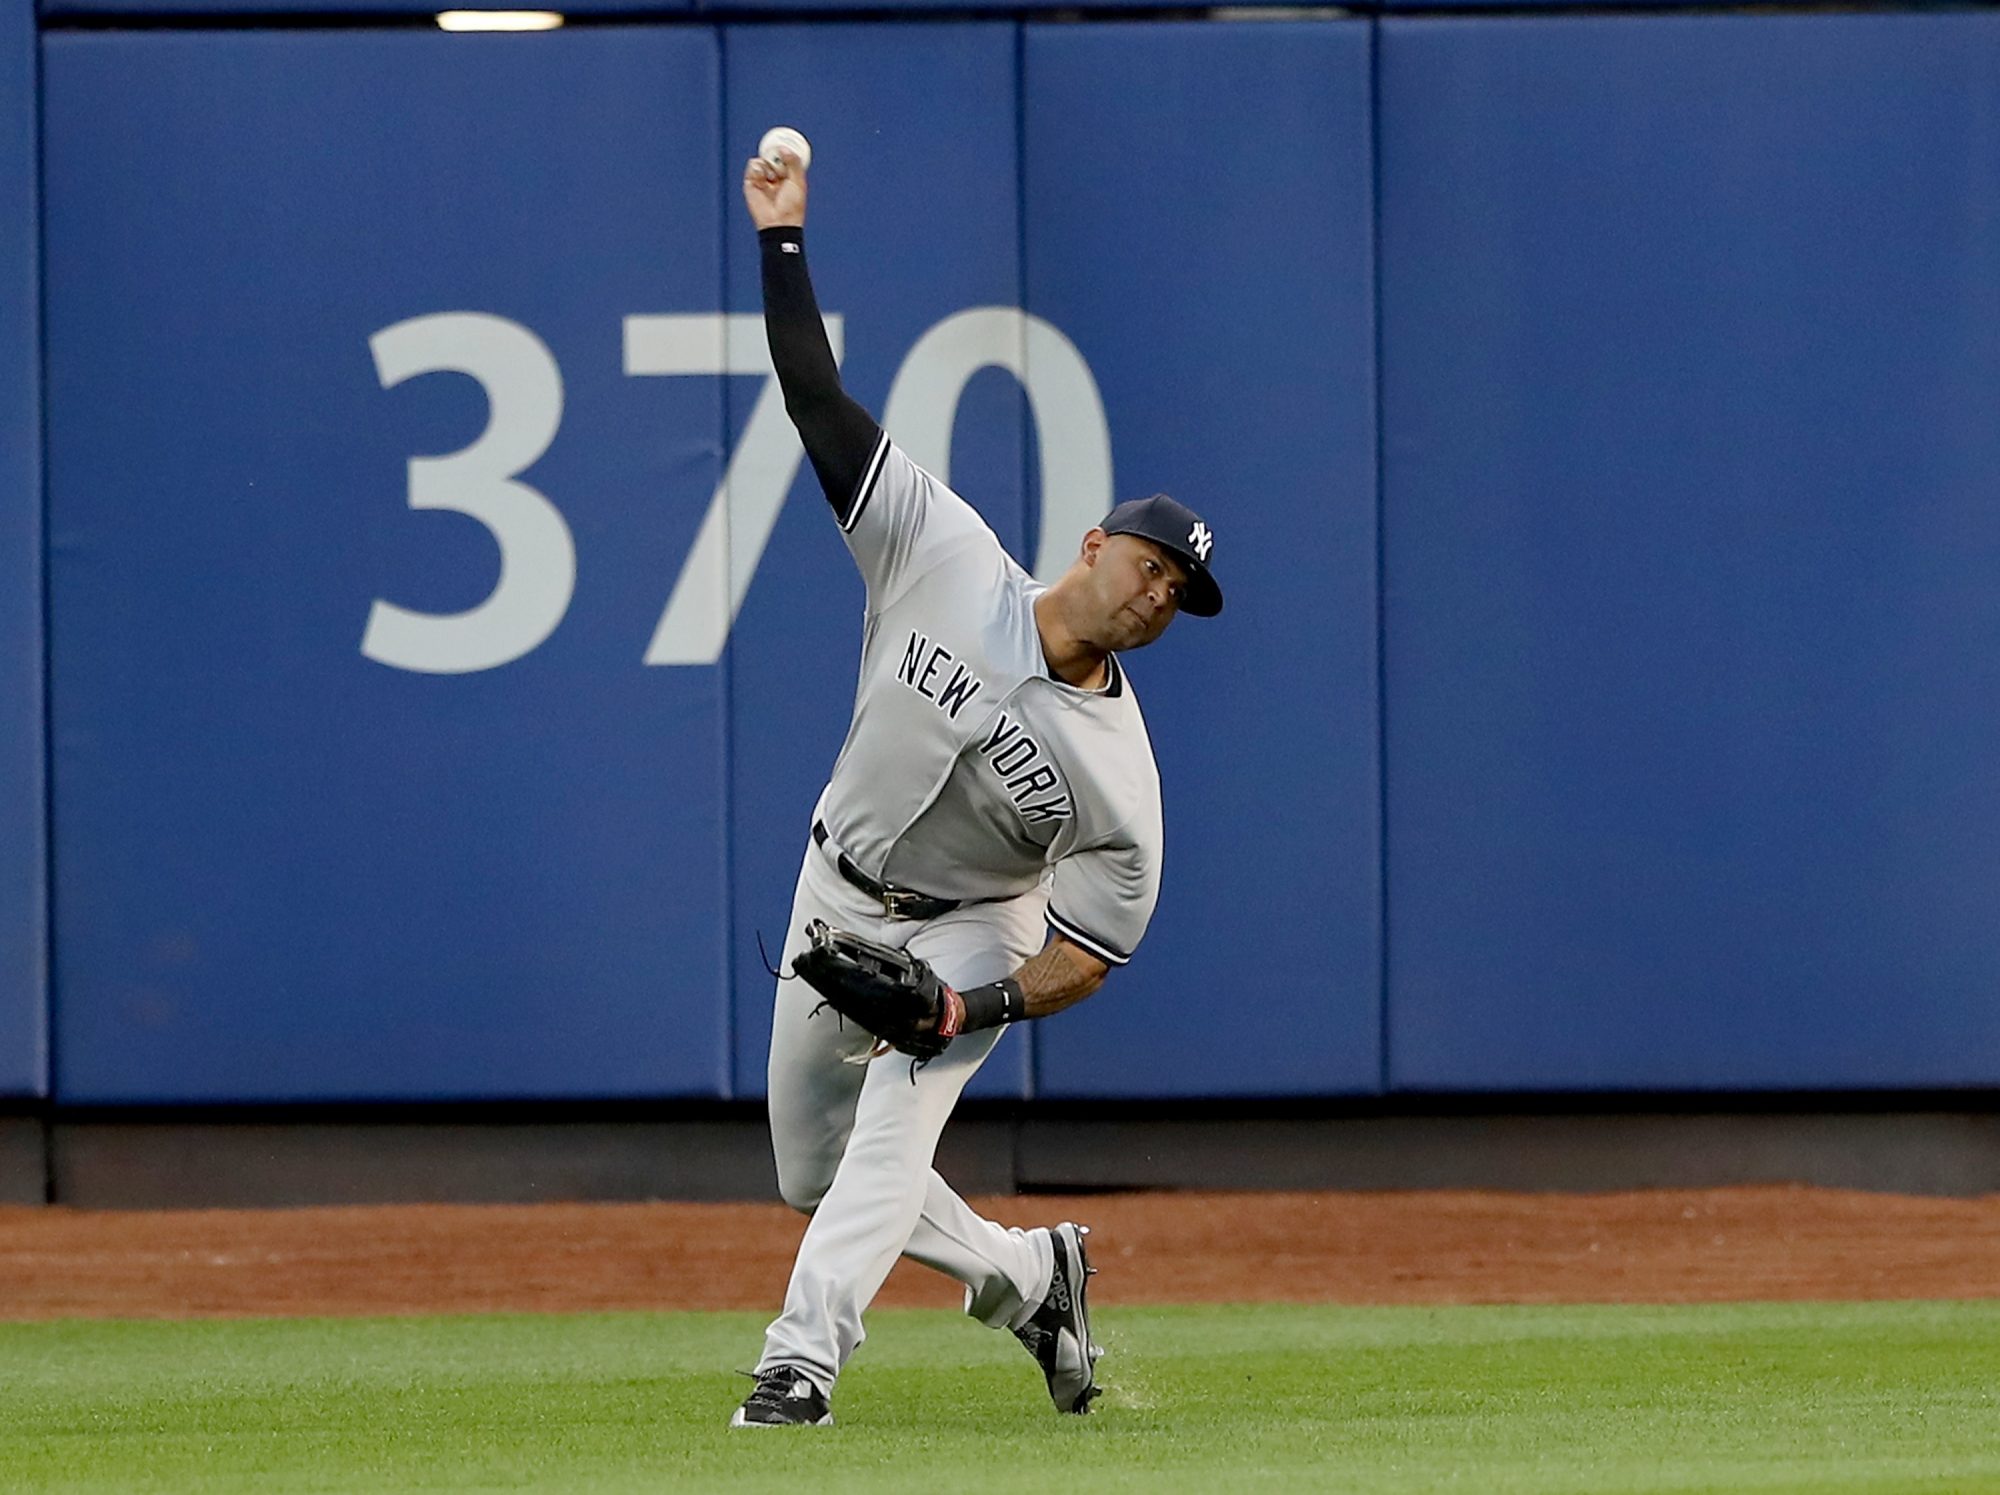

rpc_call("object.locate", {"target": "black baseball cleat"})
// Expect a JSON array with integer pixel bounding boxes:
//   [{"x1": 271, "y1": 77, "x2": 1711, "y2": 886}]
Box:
[
  {"x1": 729, "y1": 1367, "x2": 833, "y2": 1428},
  {"x1": 1012, "y1": 1221, "x2": 1103, "y2": 1414}
]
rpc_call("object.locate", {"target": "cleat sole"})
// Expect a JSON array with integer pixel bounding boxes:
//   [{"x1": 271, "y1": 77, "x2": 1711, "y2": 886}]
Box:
[{"x1": 729, "y1": 1409, "x2": 834, "y2": 1429}]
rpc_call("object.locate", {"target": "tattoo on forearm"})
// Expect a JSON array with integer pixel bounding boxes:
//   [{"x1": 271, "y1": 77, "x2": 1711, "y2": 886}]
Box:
[{"x1": 1013, "y1": 937, "x2": 1109, "y2": 1020}]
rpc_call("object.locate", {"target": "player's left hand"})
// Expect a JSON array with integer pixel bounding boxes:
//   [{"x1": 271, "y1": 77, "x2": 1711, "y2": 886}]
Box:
[
  {"x1": 792, "y1": 921, "x2": 963, "y2": 1062},
  {"x1": 743, "y1": 151, "x2": 808, "y2": 231}
]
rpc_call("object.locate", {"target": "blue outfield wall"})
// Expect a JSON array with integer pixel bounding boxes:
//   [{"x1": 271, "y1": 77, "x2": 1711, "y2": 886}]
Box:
[
  {"x1": 1379, "y1": 12, "x2": 2000, "y2": 1091},
  {"x1": 42, "y1": 31, "x2": 732, "y2": 1102},
  {"x1": 23, "y1": 12, "x2": 2000, "y2": 1103},
  {"x1": 2, "y1": 0, "x2": 46, "y2": 1099},
  {"x1": 38, "y1": 18, "x2": 1384, "y2": 1104}
]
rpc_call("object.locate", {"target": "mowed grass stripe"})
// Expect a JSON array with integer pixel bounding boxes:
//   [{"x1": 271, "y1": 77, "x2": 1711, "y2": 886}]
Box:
[{"x1": 2, "y1": 1302, "x2": 1996, "y2": 1494}]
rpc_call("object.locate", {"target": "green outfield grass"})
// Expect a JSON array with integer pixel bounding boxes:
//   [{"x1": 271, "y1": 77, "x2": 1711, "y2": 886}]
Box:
[{"x1": 3, "y1": 1300, "x2": 1997, "y2": 1494}]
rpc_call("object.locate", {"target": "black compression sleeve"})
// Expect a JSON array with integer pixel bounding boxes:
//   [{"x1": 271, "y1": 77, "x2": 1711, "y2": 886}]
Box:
[{"x1": 759, "y1": 226, "x2": 882, "y2": 520}]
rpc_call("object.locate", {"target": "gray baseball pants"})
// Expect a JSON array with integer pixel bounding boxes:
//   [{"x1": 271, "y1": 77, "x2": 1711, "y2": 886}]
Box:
[{"x1": 755, "y1": 836, "x2": 1056, "y2": 1393}]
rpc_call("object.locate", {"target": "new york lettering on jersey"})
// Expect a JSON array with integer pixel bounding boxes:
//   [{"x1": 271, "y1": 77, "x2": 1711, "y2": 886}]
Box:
[
  {"x1": 975, "y1": 710, "x2": 1072, "y2": 825},
  {"x1": 895, "y1": 630, "x2": 985, "y2": 722},
  {"x1": 891, "y1": 627, "x2": 1071, "y2": 825}
]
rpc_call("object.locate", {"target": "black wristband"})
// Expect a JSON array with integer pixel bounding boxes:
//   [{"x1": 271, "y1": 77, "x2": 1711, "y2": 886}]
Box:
[{"x1": 955, "y1": 978, "x2": 1024, "y2": 1033}]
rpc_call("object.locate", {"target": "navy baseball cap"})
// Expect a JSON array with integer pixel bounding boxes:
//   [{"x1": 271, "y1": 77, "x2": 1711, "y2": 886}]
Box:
[{"x1": 1102, "y1": 494, "x2": 1224, "y2": 617}]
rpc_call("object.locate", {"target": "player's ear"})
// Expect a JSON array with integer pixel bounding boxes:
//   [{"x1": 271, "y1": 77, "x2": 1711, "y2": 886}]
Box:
[{"x1": 1080, "y1": 527, "x2": 1108, "y2": 566}]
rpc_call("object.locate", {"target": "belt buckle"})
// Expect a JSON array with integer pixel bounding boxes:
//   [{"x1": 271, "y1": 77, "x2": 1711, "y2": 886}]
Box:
[{"x1": 879, "y1": 887, "x2": 922, "y2": 919}]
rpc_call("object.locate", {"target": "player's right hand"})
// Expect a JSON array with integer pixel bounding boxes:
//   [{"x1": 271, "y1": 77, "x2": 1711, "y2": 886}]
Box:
[{"x1": 743, "y1": 152, "x2": 807, "y2": 231}]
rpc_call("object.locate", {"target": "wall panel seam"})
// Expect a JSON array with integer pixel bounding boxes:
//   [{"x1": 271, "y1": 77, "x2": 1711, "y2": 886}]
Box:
[
  {"x1": 32, "y1": 17, "x2": 56, "y2": 1176},
  {"x1": 1367, "y1": 16, "x2": 1392, "y2": 1097}
]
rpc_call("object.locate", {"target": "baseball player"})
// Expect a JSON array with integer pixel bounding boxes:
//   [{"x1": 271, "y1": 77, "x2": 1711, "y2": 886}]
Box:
[{"x1": 731, "y1": 142, "x2": 1223, "y2": 1430}]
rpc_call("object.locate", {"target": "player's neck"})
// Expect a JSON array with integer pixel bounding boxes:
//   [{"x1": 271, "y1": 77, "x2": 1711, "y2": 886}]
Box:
[{"x1": 1033, "y1": 591, "x2": 1111, "y2": 691}]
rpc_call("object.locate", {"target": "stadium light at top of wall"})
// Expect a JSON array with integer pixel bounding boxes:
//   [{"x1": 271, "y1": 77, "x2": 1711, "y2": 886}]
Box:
[{"x1": 436, "y1": 10, "x2": 564, "y2": 29}]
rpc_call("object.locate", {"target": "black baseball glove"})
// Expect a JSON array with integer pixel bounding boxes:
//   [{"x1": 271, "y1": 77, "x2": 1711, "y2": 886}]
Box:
[{"x1": 791, "y1": 920, "x2": 964, "y2": 1061}]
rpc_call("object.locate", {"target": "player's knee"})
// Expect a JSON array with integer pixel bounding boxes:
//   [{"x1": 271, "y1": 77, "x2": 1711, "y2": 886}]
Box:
[{"x1": 775, "y1": 1161, "x2": 832, "y2": 1215}]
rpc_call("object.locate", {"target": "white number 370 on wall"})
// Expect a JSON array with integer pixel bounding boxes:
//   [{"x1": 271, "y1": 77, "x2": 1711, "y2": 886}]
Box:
[{"x1": 362, "y1": 310, "x2": 1115, "y2": 674}]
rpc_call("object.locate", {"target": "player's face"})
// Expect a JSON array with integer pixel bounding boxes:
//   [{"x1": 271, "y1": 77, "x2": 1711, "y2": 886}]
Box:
[{"x1": 1086, "y1": 533, "x2": 1187, "y2": 651}]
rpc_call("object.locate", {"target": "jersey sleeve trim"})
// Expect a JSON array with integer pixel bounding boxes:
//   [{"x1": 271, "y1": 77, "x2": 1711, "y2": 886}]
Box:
[
  {"x1": 1046, "y1": 908, "x2": 1132, "y2": 968},
  {"x1": 838, "y1": 429, "x2": 893, "y2": 534}
]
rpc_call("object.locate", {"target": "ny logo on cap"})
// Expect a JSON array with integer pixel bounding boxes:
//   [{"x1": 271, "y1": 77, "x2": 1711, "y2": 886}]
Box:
[{"x1": 1189, "y1": 522, "x2": 1214, "y2": 562}]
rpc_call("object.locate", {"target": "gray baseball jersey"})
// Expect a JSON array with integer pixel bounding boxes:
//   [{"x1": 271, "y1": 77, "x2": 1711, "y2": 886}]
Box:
[{"x1": 813, "y1": 433, "x2": 1163, "y2": 967}]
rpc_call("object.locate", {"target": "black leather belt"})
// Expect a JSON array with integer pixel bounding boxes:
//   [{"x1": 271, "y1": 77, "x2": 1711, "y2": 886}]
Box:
[{"x1": 812, "y1": 821, "x2": 962, "y2": 921}]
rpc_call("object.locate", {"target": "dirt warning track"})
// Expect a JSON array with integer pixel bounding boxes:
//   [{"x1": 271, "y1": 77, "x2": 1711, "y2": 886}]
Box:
[{"x1": 2, "y1": 1187, "x2": 1996, "y2": 1321}]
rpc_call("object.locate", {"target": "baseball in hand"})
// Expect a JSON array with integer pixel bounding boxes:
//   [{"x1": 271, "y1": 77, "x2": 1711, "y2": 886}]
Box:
[{"x1": 759, "y1": 127, "x2": 813, "y2": 173}]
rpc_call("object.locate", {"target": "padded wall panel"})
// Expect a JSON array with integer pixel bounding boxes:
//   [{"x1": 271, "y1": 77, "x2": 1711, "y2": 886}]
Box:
[
  {"x1": 721, "y1": 24, "x2": 1033, "y2": 1099},
  {"x1": 1380, "y1": 14, "x2": 2000, "y2": 1090},
  {"x1": 0, "y1": 0, "x2": 46, "y2": 1097},
  {"x1": 44, "y1": 30, "x2": 730, "y2": 1101},
  {"x1": 1026, "y1": 21, "x2": 1381, "y2": 1096}
]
